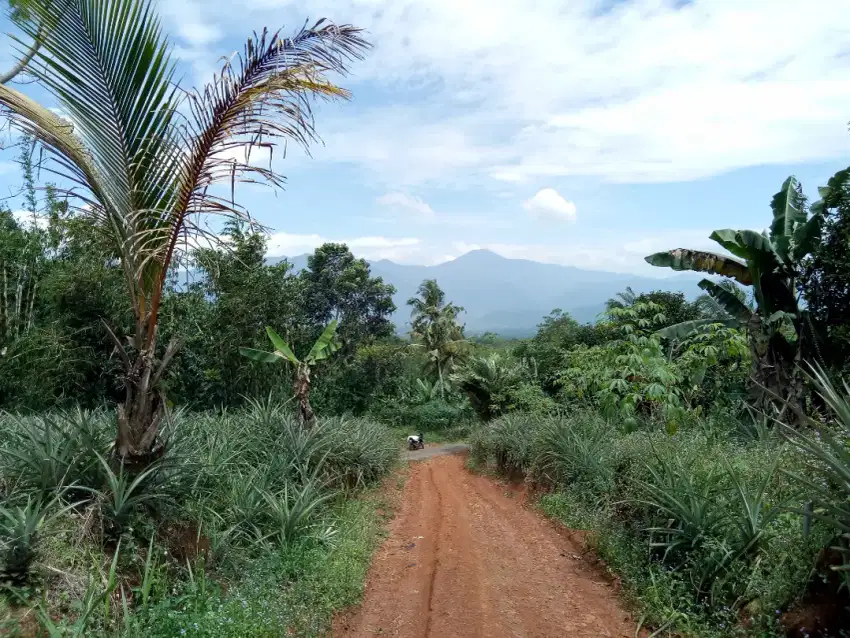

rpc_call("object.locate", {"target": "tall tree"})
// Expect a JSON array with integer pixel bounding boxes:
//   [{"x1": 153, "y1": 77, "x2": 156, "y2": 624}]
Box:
[
  {"x1": 300, "y1": 243, "x2": 396, "y2": 350},
  {"x1": 0, "y1": 182, "x2": 128, "y2": 409},
  {"x1": 800, "y1": 166, "x2": 850, "y2": 374},
  {"x1": 163, "y1": 221, "x2": 303, "y2": 407},
  {"x1": 645, "y1": 176, "x2": 823, "y2": 422},
  {"x1": 0, "y1": 0, "x2": 369, "y2": 465},
  {"x1": 407, "y1": 279, "x2": 467, "y2": 388},
  {"x1": 0, "y1": 140, "x2": 46, "y2": 347}
]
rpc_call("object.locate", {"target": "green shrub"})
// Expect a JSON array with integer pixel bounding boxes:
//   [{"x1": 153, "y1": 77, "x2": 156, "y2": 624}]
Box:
[
  {"x1": 469, "y1": 413, "x2": 542, "y2": 475},
  {"x1": 0, "y1": 495, "x2": 74, "y2": 585},
  {"x1": 473, "y1": 409, "x2": 834, "y2": 634},
  {"x1": 0, "y1": 409, "x2": 111, "y2": 499},
  {"x1": 83, "y1": 454, "x2": 171, "y2": 538},
  {"x1": 323, "y1": 416, "x2": 397, "y2": 488},
  {"x1": 782, "y1": 365, "x2": 850, "y2": 593},
  {"x1": 371, "y1": 396, "x2": 471, "y2": 431},
  {"x1": 531, "y1": 413, "x2": 615, "y2": 491},
  {"x1": 126, "y1": 492, "x2": 389, "y2": 638},
  {"x1": 0, "y1": 401, "x2": 399, "y2": 633}
]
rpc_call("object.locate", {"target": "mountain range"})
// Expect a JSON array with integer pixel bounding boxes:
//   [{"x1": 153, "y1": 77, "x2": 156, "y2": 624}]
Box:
[{"x1": 286, "y1": 249, "x2": 704, "y2": 338}]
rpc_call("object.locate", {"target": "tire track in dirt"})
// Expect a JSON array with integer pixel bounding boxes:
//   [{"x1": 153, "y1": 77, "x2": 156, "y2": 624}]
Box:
[
  {"x1": 423, "y1": 464, "x2": 442, "y2": 637},
  {"x1": 334, "y1": 453, "x2": 638, "y2": 638}
]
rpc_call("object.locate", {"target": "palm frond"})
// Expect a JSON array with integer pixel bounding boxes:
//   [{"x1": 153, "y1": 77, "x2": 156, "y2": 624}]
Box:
[
  {"x1": 15, "y1": 0, "x2": 181, "y2": 219},
  {"x1": 147, "y1": 22, "x2": 368, "y2": 330},
  {"x1": 1, "y1": 2, "x2": 369, "y2": 350}
]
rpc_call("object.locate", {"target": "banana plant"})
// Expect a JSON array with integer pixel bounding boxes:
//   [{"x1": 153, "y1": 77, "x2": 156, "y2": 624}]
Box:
[
  {"x1": 240, "y1": 321, "x2": 340, "y2": 426},
  {"x1": 645, "y1": 176, "x2": 826, "y2": 422}
]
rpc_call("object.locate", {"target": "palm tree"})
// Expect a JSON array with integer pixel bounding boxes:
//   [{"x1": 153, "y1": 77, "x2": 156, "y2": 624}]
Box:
[
  {"x1": 450, "y1": 352, "x2": 527, "y2": 421},
  {"x1": 407, "y1": 279, "x2": 467, "y2": 389},
  {"x1": 645, "y1": 177, "x2": 824, "y2": 422},
  {"x1": 0, "y1": 0, "x2": 368, "y2": 465},
  {"x1": 605, "y1": 286, "x2": 637, "y2": 311},
  {"x1": 407, "y1": 279, "x2": 462, "y2": 332}
]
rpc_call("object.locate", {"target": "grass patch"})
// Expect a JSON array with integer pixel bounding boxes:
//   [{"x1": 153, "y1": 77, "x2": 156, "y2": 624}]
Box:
[{"x1": 126, "y1": 484, "x2": 400, "y2": 637}]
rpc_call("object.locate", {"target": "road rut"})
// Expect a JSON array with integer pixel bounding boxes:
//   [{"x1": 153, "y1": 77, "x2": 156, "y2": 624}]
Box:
[{"x1": 334, "y1": 454, "x2": 637, "y2": 637}]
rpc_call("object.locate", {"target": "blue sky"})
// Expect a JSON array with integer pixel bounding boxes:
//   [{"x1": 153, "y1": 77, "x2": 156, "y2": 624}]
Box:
[{"x1": 1, "y1": 0, "x2": 849, "y2": 276}]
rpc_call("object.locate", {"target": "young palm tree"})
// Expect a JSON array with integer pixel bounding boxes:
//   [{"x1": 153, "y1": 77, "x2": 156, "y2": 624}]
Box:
[
  {"x1": 0, "y1": 0, "x2": 368, "y2": 465},
  {"x1": 604, "y1": 286, "x2": 637, "y2": 311},
  {"x1": 407, "y1": 279, "x2": 467, "y2": 389}
]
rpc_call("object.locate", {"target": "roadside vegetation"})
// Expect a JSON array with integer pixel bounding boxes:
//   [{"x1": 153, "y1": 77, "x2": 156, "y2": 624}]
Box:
[
  {"x1": 1, "y1": 1, "x2": 850, "y2": 636},
  {"x1": 470, "y1": 175, "x2": 850, "y2": 635}
]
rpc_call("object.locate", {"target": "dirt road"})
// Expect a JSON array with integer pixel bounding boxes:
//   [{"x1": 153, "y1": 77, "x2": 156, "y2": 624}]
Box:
[
  {"x1": 334, "y1": 453, "x2": 638, "y2": 638},
  {"x1": 402, "y1": 443, "x2": 469, "y2": 461}
]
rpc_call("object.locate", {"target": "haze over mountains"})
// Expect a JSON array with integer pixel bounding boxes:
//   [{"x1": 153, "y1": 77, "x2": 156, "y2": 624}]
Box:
[{"x1": 286, "y1": 249, "x2": 703, "y2": 338}]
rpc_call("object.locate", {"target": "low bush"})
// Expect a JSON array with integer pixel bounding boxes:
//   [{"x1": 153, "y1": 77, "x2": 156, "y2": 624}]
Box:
[
  {"x1": 471, "y1": 409, "x2": 843, "y2": 635},
  {"x1": 370, "y1": 396, "x2": 473, "y2": 432},
  {"x1": 0, "y1": 403, "x2": 399, "y2": 635}
]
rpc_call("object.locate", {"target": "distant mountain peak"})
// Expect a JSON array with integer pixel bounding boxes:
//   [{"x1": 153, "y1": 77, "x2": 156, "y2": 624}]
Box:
[
  {"x1": 448, "y1": 248, "x2": 509, "y2": 264},
  {"x1": 460, "y1": 248, "x2": 501, "y2": 258},
  {"x1": 278, "y1": 248, "x2": 703, "y2": 336}
]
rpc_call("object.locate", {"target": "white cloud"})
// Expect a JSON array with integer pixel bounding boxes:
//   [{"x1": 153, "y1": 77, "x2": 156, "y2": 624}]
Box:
[
  {"x1": 178, "y1": 22, "x2": 222, "y2": 48},
  {"x1": 523, "y1": 188, "x2": 577, "y2": 222},
  {"x1": 490, "y1": 170, "x2": 526, "y2": 184},
  {"x1": 345, "y1": 236, "x2": 419, "y2": 249},
  {"x1": 451, "y1": 241, "x2": 481, "y2": 255},
  {"x1": 212, "y1": 143, "x2": 273, "y2": 168},
  {"x1": 265, "y1": 232, "x2": 421, "y2": 262},
  {"x1": 192, "y1": 0, "x2": 850, "y2": 186},
  {"x1": 157, "y1": 0, "x2": 222, "y2": 47},
  {"x1": 12, "y1": 210, "x2": 48, "y2": 230},
  {"x1": 376, "y1": 192, "x2": 434, "y2": 217}
]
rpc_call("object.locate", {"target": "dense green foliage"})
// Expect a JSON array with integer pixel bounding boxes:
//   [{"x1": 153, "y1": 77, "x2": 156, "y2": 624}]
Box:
[
  {"x1": 0, "y1": 405, "x2": 397, "y2": 634},
  {"x1": 4, "y1": 141, "x2": 850, "y2": 636},
  {"x1": 647, "y1": 177, "x2": 828, "y2": 423},
  {"x1": 801, "y1": 167, "x2": 850, "y2": 376},
  {"x1": 1, "y1": 6, "x2": 850, "y2": 630},
  {"x1": 470, "y1": 399, "x2": 847, "y2": 636},
  {"x1": 465, "y1": 172, "x2": 850, "y2": 635}
]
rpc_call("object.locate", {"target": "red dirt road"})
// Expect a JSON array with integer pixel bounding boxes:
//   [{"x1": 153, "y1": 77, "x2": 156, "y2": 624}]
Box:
[{"x1": 334, "y1": 454, "x2": 637, "y2": 638}]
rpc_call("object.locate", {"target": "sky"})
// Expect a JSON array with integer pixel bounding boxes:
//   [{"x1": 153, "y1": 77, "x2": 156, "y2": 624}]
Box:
[{"x1": 1, "y1": 0, "x2": 849, "y2": 276}]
